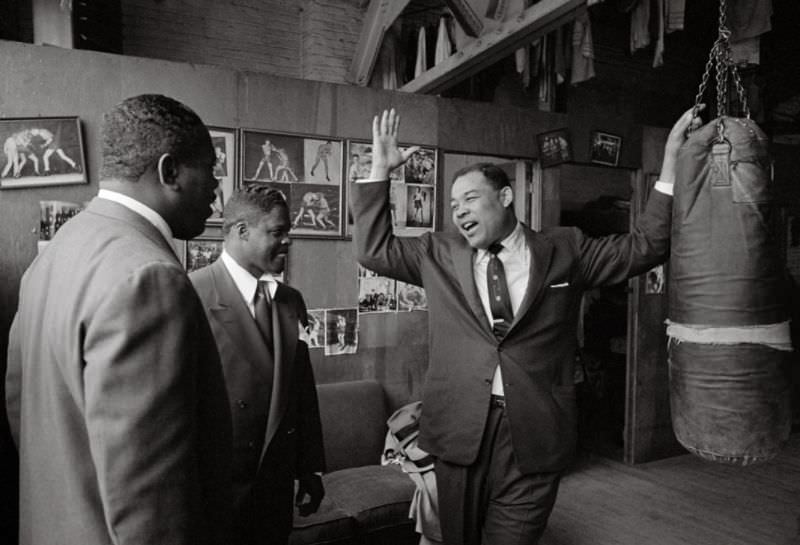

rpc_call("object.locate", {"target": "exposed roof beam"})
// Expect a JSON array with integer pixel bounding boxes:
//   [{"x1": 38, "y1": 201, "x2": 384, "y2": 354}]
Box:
[
  {"x1": 442, "y1": 0, "x2": 483, "y2": 37},
  {"x1": 347, "y1": 0, "x2": 412, "y2": 86},
  {"x1": 400, "y1": 0, "x2": 584, "y2": 95}
]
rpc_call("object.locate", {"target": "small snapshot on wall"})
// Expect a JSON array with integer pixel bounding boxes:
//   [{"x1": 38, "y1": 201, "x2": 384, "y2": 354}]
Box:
[
  {"x1": 404, "y1": 147, "x2": 436, "y2": 184},
  {"x1": 536, "y1": 128, "x2": 571, "y2": 168},
  {"x1": 207, "y1": 127, "x2": 237, "y2": 223},
  {"x1": 185, "y1": 237, "x2": 224, "y2": 273},
  {"x1": 590, "y1": 130, "x2": 622, "y2": 167},
  {"x1": 38, "y1": 200, "x2": 85, "y2": 253},
  {"x1": 358, "y1": 265, "x2": 397, "y2": 313},
  {"x1": 1, "y1": 117, "x2": 87, "y2": 188},
  {"x1": 645, "y1": 264, "x2": 665, "y2": 295},
  {"x1": 324, "y1": 308, "x2": 359, "y2": 356},
  {"x1": 242, "y1": 129, "x2": 343, "y2": 238},
  {"x1": 304, "y1": 310, "x2": 326, "y2": 349},
  {"x1": 396, "y1": 281, "x2": 427, "y2": 311}
]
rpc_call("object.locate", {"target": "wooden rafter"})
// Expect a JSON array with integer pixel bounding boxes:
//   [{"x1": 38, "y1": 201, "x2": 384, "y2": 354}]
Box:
[
  {"x1": 400, "y1": 0, "x2": 584, "y2": 95},
  {"x1": 347, "y1": 0, "x2": 412, "y2": 86},
  {"x1": 442, "y1": 0, "x2": 483, "y2": 37}
]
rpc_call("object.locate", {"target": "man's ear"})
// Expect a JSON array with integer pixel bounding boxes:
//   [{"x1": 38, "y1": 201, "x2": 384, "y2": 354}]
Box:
[
  {"x1": 157, "y1": 153, "x2": 179, "y2": 189},
  {"x1": 236, "y1": 221, "x2": 249, "y2": 241},
  {"x1": 499, "y1": 186, "x2": 514, "y2": 209}
]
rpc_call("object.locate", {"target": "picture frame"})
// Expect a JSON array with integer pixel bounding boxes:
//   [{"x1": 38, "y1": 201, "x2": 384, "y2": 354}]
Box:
[
  {"x1": 185, "y1": 236, "x2": 224, "y2": 273},
  {"x1": 536, "y1": 128, "x2": 571, "y2": 168},
  {"x1": 0, "y1": 117, "x2": 88, "y2": 188},
  {"x1": 207, "y1": 126, "x2": 237, "y2": 223},
  {"x1": 590, "y1": 130, "x2": 622, "y2": 167},
  {"x1": 344, "y1": 140, "x2": 437, "y2": 238},
  {"x1": 241, "y1": 129, "x2": 343, "y2": 238}
]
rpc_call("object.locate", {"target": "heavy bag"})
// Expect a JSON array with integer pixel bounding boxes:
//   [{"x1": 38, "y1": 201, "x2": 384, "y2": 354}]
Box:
[{"x1": 667, "y1": 116, "x2": 793, "y2": 465}]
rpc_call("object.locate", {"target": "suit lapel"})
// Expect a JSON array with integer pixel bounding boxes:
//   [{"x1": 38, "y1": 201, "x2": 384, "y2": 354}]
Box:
[
  {"x1": 259, "y1": 283, "x2": 298, "y2": 466},
  {"x1": 509, "y1": 228, "x2": 554, "y2": 333},
  {"x1": 453, "y1": 243, "x2": 493, "y2": 336},
  {"x1": 207, "y1": 260, "x2": 272, "y2": 380}
]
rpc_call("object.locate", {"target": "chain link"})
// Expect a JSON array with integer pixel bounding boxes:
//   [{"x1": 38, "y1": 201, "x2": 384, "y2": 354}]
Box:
[{"x1": 690, "y1": 0, "x2": 751, "y2": 139}]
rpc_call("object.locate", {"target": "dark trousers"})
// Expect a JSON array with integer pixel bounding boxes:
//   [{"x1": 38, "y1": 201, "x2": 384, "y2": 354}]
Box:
[{"x1": 434, "y1": 399, "x2": 562, "y2": 545}]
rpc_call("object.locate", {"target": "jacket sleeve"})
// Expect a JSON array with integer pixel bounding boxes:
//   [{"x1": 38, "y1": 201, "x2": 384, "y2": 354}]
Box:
[
  {"x1": 350, "y1": 180, "x2": 430, "y2": 286},
  {"x1": 576, "y1": 189, "x2": 672, "y2": 288},
  {"x1": 294, "y1": 298, "x2": 325, "y2": 475},
  {"x1": 82, "y1": 263, "x2": 211, "y2": 545}
]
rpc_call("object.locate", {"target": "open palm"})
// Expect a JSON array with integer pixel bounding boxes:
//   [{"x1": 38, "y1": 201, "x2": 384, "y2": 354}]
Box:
[{"x1": 370, "y1": 109, "x2": 419, "y2": 179}]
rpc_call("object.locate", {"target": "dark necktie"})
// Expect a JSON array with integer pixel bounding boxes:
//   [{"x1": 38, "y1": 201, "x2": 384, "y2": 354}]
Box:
[
  {"x1": 254, "y1": 280, "x2": 273, "y2": 349},
  {"x1": 487, "y1": 242, "x2": 513, "y2": 339}
]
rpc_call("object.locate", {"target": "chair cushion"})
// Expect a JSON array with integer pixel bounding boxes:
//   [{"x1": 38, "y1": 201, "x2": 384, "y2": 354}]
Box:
[
  {"x1": 324, "y1": 465, "x2": 416, "y2": 531},
  {"x1": 290, "y1": 494, "x2": 357, "y2": 545}
]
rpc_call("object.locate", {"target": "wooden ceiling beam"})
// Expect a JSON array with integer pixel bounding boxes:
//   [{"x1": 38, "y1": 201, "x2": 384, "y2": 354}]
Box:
[
  {"x1": 400, "y1": 0, "x2": 584, "y2": 95},
  {"x1": 442, "y1": 0, "x2": 483, "y2": 37},
  {"x1": 347, "y1": 0, "x2": 412, "y2": 86}
]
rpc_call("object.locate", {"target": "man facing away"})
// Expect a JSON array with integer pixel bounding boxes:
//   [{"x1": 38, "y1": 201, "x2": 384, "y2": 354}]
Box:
[
  {"x1": 190, "y1": 185, "x2": 325, "y2": 545},
  {"x1": 350, "y1": 107, "x2": 703, "y2": 545},
  {"x1": 5, "y1": 94, "x2": 233, "y2": 545}
]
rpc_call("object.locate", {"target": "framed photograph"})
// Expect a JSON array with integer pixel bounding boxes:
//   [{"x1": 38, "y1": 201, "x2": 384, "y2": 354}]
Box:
[
  {"x1": 324, "y1": 308, "x2": 359, "y2": 356},
  {"x1": 1, "y1": 117, "x2": 87, "y2": 188},
  {"x1": 185, "y1": 236, "x2": 224, "y2": 273},
  {"x1": 242, "y1": 129, "x2": 344, "y2": 238},
  {"x1": 207, "y1": 127, "x2": 237, "y2": 223},
  {"x1": 590, "y1": 131, "x2": 622, "y2": 167},
  {"x1": 536, "y1": 128, "x2": 571, "y2": 168}
]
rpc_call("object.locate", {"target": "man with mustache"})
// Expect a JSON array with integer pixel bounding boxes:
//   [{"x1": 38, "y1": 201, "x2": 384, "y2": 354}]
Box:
[
  {"x1": 6, "y1": 94, "x2": 233, "y2": 545},
  {"x1": 190, "y1": 185, "x2": 325, "y2": 545},
  {"x1": 350, "y1": 107, "x2": 703, "y2": 545}
]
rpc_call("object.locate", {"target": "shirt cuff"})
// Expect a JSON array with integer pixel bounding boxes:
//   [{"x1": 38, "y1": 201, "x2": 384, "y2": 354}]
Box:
[
  {"x1": 654, "y1": 181, "x2": 673, "y2": 196},
  {"x1": 355, "y1": 178, "x2": 389, "y2": 183}
]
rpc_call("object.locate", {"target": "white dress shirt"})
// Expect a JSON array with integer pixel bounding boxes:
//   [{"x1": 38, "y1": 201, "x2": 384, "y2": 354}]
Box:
[
  {"x1": 97, "y1": 189, "x2": 176, "y2": 256},
  {"x1": 474, "y1": 223, "x2": 530, "y2": 396},
  {"x1": 220, "y1": 250, "x2": 279, "y2": 316}
]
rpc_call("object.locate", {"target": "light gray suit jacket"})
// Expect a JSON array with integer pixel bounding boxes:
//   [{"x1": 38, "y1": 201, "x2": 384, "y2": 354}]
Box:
[{"x1": 6, "y1": 198, "x2": 233, "y2": 545}]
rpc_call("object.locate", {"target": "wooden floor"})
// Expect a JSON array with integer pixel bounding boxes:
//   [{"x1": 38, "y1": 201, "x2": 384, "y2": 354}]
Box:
[{"x1": 541, "y1": 434, "x2": 800, "y2": 545}]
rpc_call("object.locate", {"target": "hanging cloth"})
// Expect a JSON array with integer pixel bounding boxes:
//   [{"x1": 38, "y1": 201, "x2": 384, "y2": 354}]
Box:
[
  {"x1": 630, "y1": 0, "x2": 650, "y2": 53},
  {"x1": 666, "y1": 0, "x2": 685, "y2": 32},
  {"x1": 571, "y1": 12, "x2": 596, "y2": 84},
  {"x1": 653, "y1": 0, "x2": 666, "y2": 67},
  {"x1": 415, "y1": 26, "x2": 428, "y2": 78},
  {"x1": 727, "y1": 0, "x2": 772, "y2": 42},
  {"x1": 374, "y1": 25, "x2": 399, "y2": 90},
  {"x1": 554, "y1": 25, "x2": 568, "y2": 84},
  {"x1": 434, "y1": 17, "x2": 452, "y2": 65}
]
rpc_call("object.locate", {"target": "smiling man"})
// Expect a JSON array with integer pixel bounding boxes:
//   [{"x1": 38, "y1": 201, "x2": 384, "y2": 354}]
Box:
[
  {"x1": 190, "y1": 185, "x2": 325, "y2": 545},
  {"x1": 350, "y1": 108, "x2": 703, "y2": 545},
  {"x1": 6, "y1": 94, "x2": 233, "y2": 545}
]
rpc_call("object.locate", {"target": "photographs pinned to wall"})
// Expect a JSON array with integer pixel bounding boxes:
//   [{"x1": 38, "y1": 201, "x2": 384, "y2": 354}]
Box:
[
  {"x1": 38, "y1": 199, "x2": 85, "y2": 253},
  {"x1": 536, "y1": 128, "x2": 571, "y2": 168},
  {"x1": 242, "y1": 129, "x2": 343, "y2": 238},
  {"x1": 324, "y1": 308, "x2": 359, "y2": 356},
  {"x1": 645, "y1": 264, "x2": 665, "y2": 295},
  {"x1": 185, "y1": 236, "x2": 224, "y2": 273},
  {"x1": 1, "y1": 117, "x2": 87, "y2": 188},
  {"x1": 590, "y1": 131, "x2": 622, "y2": 167},
  {"x1": 358, "y1": 265, "x2": 397, "y2": 313},
  {"x1": 345, "y1": 140, "x2": 436, "y2": 238},
  {"x1": 290, "y1": 183, "x2": 341, "y2": 236},
  {"x1": 396, "y1": 281, "x2": 427, "y2": 311},
  {"x1": 304, "y1": 310, "x2": 326, "y2": 349},
  {"x1": 303, "y1": 139, "x2": 342, "y2": 184},
  {"x1": 404, "y1": 147, "x2": 437, "y2": 184},
  {"x1": 207, "y1": 127, "x2": 237, "y2": 223}
]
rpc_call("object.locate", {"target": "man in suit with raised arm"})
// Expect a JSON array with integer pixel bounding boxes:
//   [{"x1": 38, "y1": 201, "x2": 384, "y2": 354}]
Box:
[
  {"x1": 350, "y1": 107, "x2": 702, "y2": 545},
  {"x1": 190, "y1": 185, "x2": 325, "y2": 545},
  {"x1": 6, "y1": 94, "x2": 232, "y2": 545}
]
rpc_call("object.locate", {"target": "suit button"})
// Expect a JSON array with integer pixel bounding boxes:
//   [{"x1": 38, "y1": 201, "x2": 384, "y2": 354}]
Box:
[
  {"x1": 237, "y1": 400, "x2": 248, "y2": 409},
  {"x1": 484, "y1": 378, "x2": 492, "y2": 384},
  {"x1": 247, "y1": 441, "x2": 255, "y2": 449}
]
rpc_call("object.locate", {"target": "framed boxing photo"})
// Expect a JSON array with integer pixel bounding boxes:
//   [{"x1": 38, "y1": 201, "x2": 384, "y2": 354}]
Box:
[
  {"x1": 0, "y1": 117, "x2": 88, "y2": 189},
  {"x1": 207, "y1": 126, "x2": 237, "y2": 224},
  {"x1": 590, "y1": 130, "x2": 622, "y2": 167}
]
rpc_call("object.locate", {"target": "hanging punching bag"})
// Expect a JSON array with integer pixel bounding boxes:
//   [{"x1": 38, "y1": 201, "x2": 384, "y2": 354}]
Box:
[{"x1": 666, "y1": 2, "x2": 793, "y2": 466}]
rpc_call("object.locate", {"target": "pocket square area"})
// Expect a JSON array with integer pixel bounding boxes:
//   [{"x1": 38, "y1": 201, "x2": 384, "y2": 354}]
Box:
[{"x1": 549, "y1": 282, "x2": 570, "y2": 288}]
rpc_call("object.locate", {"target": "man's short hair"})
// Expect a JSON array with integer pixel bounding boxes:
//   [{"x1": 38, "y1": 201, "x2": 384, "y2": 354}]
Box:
[
  {"x1": 100, "y1": 94, "x2": 212, "y2": 181},
  {"x1": 222, "y1": 185, "x2": 289, "y2": 236},
  {"x1": 451, "y1": 162, "x2": 511, "y2": 191}
]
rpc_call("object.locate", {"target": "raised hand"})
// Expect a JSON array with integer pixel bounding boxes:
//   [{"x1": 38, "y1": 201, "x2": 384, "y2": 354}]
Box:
[
  {"x1": 369, "y1": 109, "x2": 420, "y2": 180},
  {"x1": 659, "y1": 103, "x2": 705, "y2": 185}
]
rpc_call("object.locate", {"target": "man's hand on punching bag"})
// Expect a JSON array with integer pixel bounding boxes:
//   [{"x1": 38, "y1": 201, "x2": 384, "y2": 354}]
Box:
[{"x1": 660, "y1": 104, "x2": 706, "y2": 186}]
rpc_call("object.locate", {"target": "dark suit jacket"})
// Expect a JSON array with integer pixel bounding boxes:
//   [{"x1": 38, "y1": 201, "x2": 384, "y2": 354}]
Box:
[
  {"x1": 5, "y1": 198, "x2": 233, "y2": 545},
  {"x1": 352, "y1": 181, "x2": 672, "y2": 473},
  {"x1": 190, "y1": 259, "x2": 325, "y2": 544}
]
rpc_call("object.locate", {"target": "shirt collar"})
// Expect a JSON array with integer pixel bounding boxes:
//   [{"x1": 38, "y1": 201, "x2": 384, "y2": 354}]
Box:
[
  {"x1": 220, "y1": 250, "x2": 279, "y2": 303},
  {"x1": 476, "y1": 222, "x2": 526, "y2": 263},
  {"x1": 97, "y1": 189, "x2": 175, "y2": 250}
]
